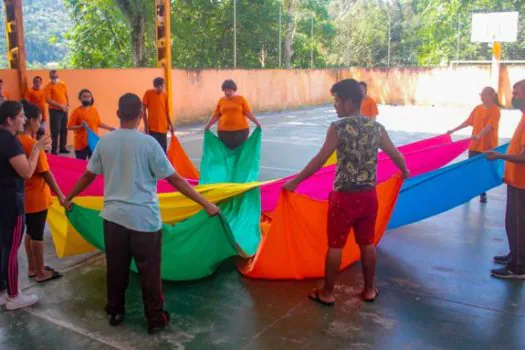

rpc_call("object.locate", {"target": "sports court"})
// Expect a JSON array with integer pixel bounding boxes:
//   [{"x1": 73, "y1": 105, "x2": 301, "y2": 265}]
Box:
[{"x1": 1, "y1": 105, "x2": 524, "y2": 350}]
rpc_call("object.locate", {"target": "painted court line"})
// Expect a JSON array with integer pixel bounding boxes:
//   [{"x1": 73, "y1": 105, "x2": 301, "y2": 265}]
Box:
[{"x1": 24, "y1": 308, "x2": 130, "y2": 350}]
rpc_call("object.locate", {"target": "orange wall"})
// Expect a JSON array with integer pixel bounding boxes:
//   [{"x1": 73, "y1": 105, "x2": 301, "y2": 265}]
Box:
[{"x1": 1, "y1": 65, "x2": 524, "y2": 130}]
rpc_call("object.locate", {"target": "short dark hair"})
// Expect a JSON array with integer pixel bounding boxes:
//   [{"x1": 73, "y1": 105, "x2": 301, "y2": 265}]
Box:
[
  {"x1": 33, "y1": 76, "x2": 42, "y2": 82},
  {"x1": 78, "y1": 88, "x2": 95, "y2": 105},
  {"x1": 331, "y1": 79, "x2": 364, "y2": 108},
  {"x1": 49, "y1": 70, "x2": 57, "y2": 75},
  {"x1": 20, "y1": 100, "x2": 41, "y2": 128},
  {"x1": 359, "y1": 81, "x2": 367, "y2": 89},
  {"x1": 153, "y1": 77, "x2": 164, "y2": 87},
  {"x1": 0, "y1": 100, "x2": 22, "y2": 125},
  {"x1": 222, "y1": 79, "x2": 237, "y2": 91},
  {"x1": 118, "y1": 93, "x2": 142, "y2": 121},
  {"x1": 0, "y1": 79, "x2": 3, "y2": 83}
]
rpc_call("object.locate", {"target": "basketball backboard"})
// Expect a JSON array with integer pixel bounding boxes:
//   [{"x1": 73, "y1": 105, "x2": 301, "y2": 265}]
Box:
[{"x1": 471, "y1": 12, "x2": 519, "y2": 43}]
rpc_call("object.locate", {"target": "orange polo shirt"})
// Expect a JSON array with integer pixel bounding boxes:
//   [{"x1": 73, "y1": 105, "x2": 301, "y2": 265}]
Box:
[
  {"x1": 466, "y1": 104, "x2": 500, "y2": 152},
  {"x1": 504, "y1": 115, "x2": 525, "y2": 189},
  {"x1": 143, "y1": 89, "x2": 169, "y2": 134},
  {"x1": 25, "y1": 88, "x2": 48, "y2": 121},
  {"x1": 68, "y1": 106, "x2": 101, "y2": 150},
  {"x1": 214, "y1": 95, "x2": 251, "y2": 131},
  {"x1": 17, "y1": 134, "x2": 53, "y2": 213},
  {"x1": 361, "y1": 96, "x2": 379, "y2": 119},
  {"x1": 44, "y1": 81, "x2": 68, "y2": 110}
]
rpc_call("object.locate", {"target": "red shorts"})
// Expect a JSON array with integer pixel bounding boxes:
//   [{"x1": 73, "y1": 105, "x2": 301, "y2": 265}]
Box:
[{"x1": 327, "y1": 189, "x2": 378, "y2": 248}]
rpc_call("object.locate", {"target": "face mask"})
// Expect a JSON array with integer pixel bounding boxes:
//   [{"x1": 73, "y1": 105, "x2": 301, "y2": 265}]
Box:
[
  {"x1": 51, "y1": 78, "x2": 59, "y2": 83},
  {"x1": 81, "y1": 100, "x2": 92, "y2": 107},
  {"x1": 512, "y1": 98, "x2": 524, "y2": 110}
]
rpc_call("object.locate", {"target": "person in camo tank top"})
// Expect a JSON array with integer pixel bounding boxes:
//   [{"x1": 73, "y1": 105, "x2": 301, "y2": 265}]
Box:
[{"x1": 284, "y1": 79, "x2": 410, "y2": 305}]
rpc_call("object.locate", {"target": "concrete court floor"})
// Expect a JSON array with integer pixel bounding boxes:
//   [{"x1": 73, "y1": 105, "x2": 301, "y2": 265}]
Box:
[{"x1": 1, "y1": 105, "x2": 524, "y2": 350}]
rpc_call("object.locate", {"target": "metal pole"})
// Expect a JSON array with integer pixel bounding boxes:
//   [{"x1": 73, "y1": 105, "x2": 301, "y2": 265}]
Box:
[
  {"x1": 310, "y1": 16, "x2": 314, "y2": 68},
  {"x1": 278, "y1": 0, "x2": 282, "y2": 68},
  {"x1": 456, "y1": 13, "x2": 461, "y2": 61},
  {"x1": 387, "y1": 16, "x2": 392, "y2": 68},
  {"x1": 233, "y1": 0, "x2": 237, "y2": 68}
]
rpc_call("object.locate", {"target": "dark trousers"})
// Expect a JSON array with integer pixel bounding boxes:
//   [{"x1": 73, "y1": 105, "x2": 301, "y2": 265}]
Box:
[
  {"x1": 506, "y1": 185, "x2": 525, "y2": 273},
  {"x1": 218, "y1": 128, "x2": 249, "y2": 149},
  {"x1": 150, "y1": 132, "x2": 167, "y2": 154},
  {"x1": 468, "y1": 151, "x2": 487, "y2": 197},
  {"x1": 49, "y1": 109, "x2": 68, "y2": 152},
  {"x1": 103, "y1": 220, "x2": 166, "y2": 327},
  {"x1": 0, "y1": 215, "x2": 25, "y2": 297},
  {"x1": 75, "y1": 147, "x2": 92, "y2": 160}
]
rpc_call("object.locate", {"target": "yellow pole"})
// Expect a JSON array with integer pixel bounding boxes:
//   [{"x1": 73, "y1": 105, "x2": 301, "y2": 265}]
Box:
[
  {"x1": 155, "y1": 0, "x2": 173, "y2": 123},
  {"x1": 492, "y1": 41, "x2": 502, "y2": 104},
  {"x1": 3, "y1": 0, "x2": 27, "y2": 96}
]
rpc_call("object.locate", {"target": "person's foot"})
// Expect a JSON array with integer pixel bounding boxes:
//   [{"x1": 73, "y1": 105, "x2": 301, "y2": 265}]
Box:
[
  {"x1": 108, "y1": 313, "x2": 125, "y2": 327},
  {"x1": 308, "y1": 288, "x2": 335, "y2": 306},
  {"x1": 494, "y1": 253, "x2": 511, "y2": 265},
  {"x1": 51, "y1": 150, "x2": 58, "y2": 155},
  {"x1": 6, "y1": 292, "x2": 39, "y2": 311},
  {"x1": 59, "y1": 148, "x2": 69, "y2": 154},
  {"x1": 362, "y1": 288, "x2": 379, "y2": 302},
  {"x1": 148, "y1": 311, "x2": 170, "y2": 335},
  {"x1": 480, "y1": 194, "x2": 488, "y2": 203},
  {"x1": 36, "y1": 268, "x2": 62, "y2": 283},
  {"x1": 0, "y1": 290, "x2": 6, "y2": 307},
  {"x1": 491, "y1": 266, "x2": 525, "y2": 280}
]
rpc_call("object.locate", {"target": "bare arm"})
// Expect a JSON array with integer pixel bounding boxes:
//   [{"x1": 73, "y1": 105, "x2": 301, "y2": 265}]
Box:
[
  {"x1": 46, "y1": 98, "x2": 64, "y2": 110},
  {"x1": 487, "y1": 146, "x2": 525, "y2": 164},
  {"x1": 166, "y1": 172, "x2": 219, "y2": 215},
  {"x1": 99, "y1": 123, "x2": 115, "y2": 131},
  {"x1": 245, "y1": 111, "x2": 261, "y2": 128},
  {"x1": 447, "y1": 119, "x2": 470, "y2": 134},
  {"x1": 63, "y1": 171, "x2": 97, "y2": 208},
  {"x1": 284, "y1": 126, "x2": 338, "y2": 190},
  {"x1": 473, "y1": 125, "x2": 493, "y2": 140},
  {"x1": 379, "y1": 130, "x2": 410, "y2": 178},
  {"x1": 42, "y1": 171, "x2": 65, "y2": 202},
  {"x1": 205, "y1": 114, "x2": 220, "y2": 130},
  {"x1": 142, "y1": 105, "x2": 149, "y2": 133},
  {"x1": 9, "y1": 137, "x2": 47, "y2": 180}
]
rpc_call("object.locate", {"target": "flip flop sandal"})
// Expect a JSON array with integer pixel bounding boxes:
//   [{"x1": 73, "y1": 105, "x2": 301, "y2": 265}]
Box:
[
  {"x1": 28, "y1": 266, "x2": 54, "y2": 278},
  {"x1": 308, "y1": 289, "x2": 335, "y2": 306},
  {"x1": 36, "y1": 270, "x2": 63, "y2": 284},
  {"x1": 363, "y1": 288, "x2": 380, "y2": 303}
]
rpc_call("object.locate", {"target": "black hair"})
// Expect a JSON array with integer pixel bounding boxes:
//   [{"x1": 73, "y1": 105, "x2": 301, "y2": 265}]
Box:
[
  {"x1": 359, "y1": 81, "x2": 367, "y2": 89},
  {"x1": 153, "y1": 77, "x2": 164, "y2": 87},
  {"x1": 331, "y1": 79, "x2": 364, "y2": 108},
  {"x1": 222, "y1": 79, "x2": 237, "y2": 91},
  {"x1": 49, "y1": 70, "x2": 57, "y2": 75},
  {"x1": 0, "y1": 100, "x2": 22, "y2": 125},
  {"x1": 78, "y1": 88, "x2": 95, "y2": 105},
  {"x1": 118, "y1": 93, "x2": 142, "y2": 121},
  {"x1": 0, "y1": 79, "x2": 3, "y2": 83},
  {"x1": 33, "y1": 76, "x2": 42, "y2": 82},
  {"x1": 20, "y1": 100, "x2": 41, "y2": 129}
]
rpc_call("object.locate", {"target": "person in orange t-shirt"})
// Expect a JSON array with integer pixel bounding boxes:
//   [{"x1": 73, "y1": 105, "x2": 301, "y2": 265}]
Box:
[
  {"x1": 0, "y1": 79, "x2": 10, "y2": 103},
  {"x1": 205, "y1": 79, "x2": 261, "y2": 149},
  {"x1": 448, "y1": 86, "x2": 501, "y2": 203},
  {"x1": 18, "y1": 101, "x2": 65, "y2": 283},
  {"x1": 68, "y1": 89, "x2": 115, "y2": 160},
  {"x1": 359, "y1": 82, "x2": 379, "y2": 120},
  {"x1": 142, "y1": 77, "x2": 174, "y2": 153},
  {"x1": 25, "y1": 76, "x2": 48, "y2": 140},
  {"x1": 44, "y1": 70, "x2": 69, "y2": 155},
  {"x1": 486, "y1": 80, "x2": 525, "y2": 279}
]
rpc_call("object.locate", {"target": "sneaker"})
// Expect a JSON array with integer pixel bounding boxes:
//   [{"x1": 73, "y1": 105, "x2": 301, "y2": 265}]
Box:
[
  {"x1": 148, "y1": 311, "x2": 170, "y2": 335},
  {"x1": 0, "y1": 291, "x2": 6, "y2": 307},
  {"x1": 480, "y1": 194, "x2": 488, "y2": 203},
  {"x1": 6, "y1": 292, "x2": 39, "y2": 311},
  {"x1": 494, "y1": 253, "x2": 511, "y2": 265},
  {"x1": 108, "y1": 313, "x2": 125, "y2": 327},
  {"x1": 51, "y1": 150, "x2": 58, "y2": 155},
  {"x1": 491, "y1": 266, "x2": 525, "y2": 280}
]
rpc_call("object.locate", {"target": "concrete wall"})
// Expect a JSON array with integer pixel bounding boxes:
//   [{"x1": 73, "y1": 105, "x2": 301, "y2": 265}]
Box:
[{"x1": 1, "y1": 65, "x2": 524, "y2": 127}]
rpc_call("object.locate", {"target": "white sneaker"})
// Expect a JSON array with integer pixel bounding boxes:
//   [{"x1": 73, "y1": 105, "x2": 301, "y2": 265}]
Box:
[
  {"x1": 0, "y1": 291, "x2": 6, "y2": 306},
  {"x1": 6, "y1": 292, "x2": 39, "y2": 311}
]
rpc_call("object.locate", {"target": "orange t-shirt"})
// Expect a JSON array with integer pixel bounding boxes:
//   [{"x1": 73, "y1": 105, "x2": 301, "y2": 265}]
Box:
[
  {"x1": 44, "y1": 82, "x2": 68, "y2": 110},
  {"x1": 25, "y1": 88, "x2": 48, "y2": 121},
  {"x1": 504, "y1": 115, "x2": 525, "y2": 189},
  {"x1": 361, "y1": 96, "x2": 379, "y2": 119},
  {"x1": 143, "y1": 90, "x2": 169, "y2": 134},
  {"x1": 67, "y1": 106, "x2": 101, "y2": 150},
  {"x1": 214, "y1": 95, "x2": 251, "y2": 131},
  {"x1": 1, "y1": 90, "x2": 10, "y2": 100},
  {"x1": 466, "y1": 104, "x2": 500, "y2": 152},
  {"x1": 17, "y1": 134, "x2": 53, "y2": 213}
]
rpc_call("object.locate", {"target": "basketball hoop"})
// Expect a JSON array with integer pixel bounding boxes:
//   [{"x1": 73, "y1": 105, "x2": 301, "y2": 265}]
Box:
[{"x1": 471, "y1": 12, "x2": 519, "y2": 43}]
